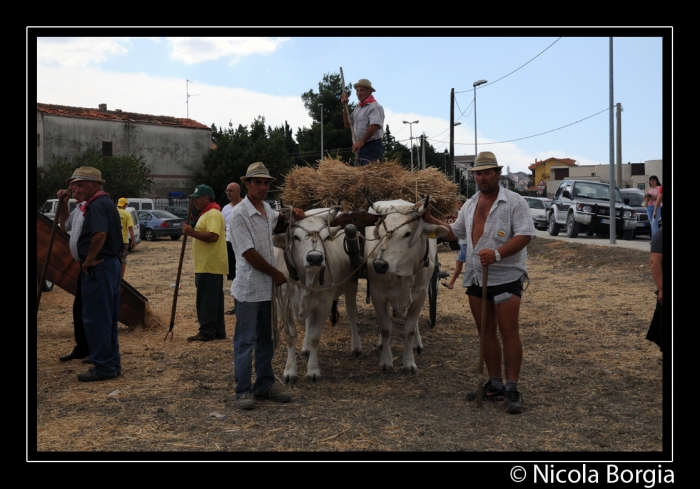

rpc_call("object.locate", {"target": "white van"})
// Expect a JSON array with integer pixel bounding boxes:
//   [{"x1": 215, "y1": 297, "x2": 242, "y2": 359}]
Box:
[
  {"x1": 39, "y1": 199, "x2": 141, "y2": 246},
  {"x1": 124, "y1": 198, "x2": 155, "y2": 211}
]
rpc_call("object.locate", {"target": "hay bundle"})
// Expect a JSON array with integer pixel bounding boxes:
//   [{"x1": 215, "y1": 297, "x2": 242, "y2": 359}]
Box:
[{"x1": 279, "y1": 157, "x2": 460, "y2": 218}]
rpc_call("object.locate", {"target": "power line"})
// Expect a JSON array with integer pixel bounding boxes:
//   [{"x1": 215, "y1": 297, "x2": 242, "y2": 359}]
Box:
[
  {"x1": 455, "y1": 37, "x2": 562, "y2": 94},
  {"x1": 452, "y1": 107, "x2": 610, "y2": 146}
]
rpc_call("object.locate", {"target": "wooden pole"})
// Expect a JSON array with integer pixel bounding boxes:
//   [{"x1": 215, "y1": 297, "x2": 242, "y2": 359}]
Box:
[
  {"x1": 340, "y1": 67, "x2": 359, "y2": 167},
  {"x1": 37, "y1": 192, "x2": 67, "y2": 314},
  {"x1": 165, "y1": 196, "x2": 195, "y2": 341}
]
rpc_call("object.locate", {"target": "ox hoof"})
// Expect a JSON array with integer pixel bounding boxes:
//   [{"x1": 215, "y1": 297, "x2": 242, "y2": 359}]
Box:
[
  {"x1": 306, "y1": 373, "x2": 321, "y2": 382},
  {"x1": 283, "y1": 374, "x2": 298, "y2": 385},
  {"x1": 379, "y1": 364, "x2": 394, "y2": 372},
  {"x1": 350, "y1": 350, "x2": 363, "y2": 358},
  {"x1": 413, "y1": 345, "x2": 423, "y2": 355},
  {"x1": 401, "y1": 365, "x2": 418, "y2": 375}
]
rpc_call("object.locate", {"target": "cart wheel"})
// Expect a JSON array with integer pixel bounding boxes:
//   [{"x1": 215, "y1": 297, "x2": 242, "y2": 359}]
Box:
[{"x1": 428, "y1": 251, "x2": 439, "y2": 328}]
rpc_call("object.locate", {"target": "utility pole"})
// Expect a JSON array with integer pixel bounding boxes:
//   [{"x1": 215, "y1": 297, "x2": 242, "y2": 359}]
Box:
[
  {"x1": 420, "y1": 134, "x2": 426, "y2": 170},
  {"x1": 616, "y1": 103, "x2": 623, "y2": 186},
  {"x1": 608, "y1": 38, "x2": 616, "y2": 243},
  {"x1": 450, "y1": 88, "x2": 455, "y2": 183}
]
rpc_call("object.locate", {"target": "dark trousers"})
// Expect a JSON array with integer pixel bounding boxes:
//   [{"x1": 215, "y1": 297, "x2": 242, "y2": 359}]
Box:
[
  {"x1": 358, "y1": 139, "x2": 384, "y2": 166},
  {"x1": 195, "y1": 273, "x2": 226, "y2": 339},
  {"x1": 72, "y1": 274, "x2": 90, "y2": 357},
  {"x1": 226, "y1": 241, "x2": 236, "y2": 281}
]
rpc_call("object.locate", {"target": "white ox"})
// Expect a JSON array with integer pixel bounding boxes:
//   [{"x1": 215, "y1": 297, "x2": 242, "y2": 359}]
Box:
[
  {"x1": 273, "y1": 208, "x2": 361, "y2": 383},
  {"x1": 364, "y1": 198, "x2": 448, "y2": 374}
]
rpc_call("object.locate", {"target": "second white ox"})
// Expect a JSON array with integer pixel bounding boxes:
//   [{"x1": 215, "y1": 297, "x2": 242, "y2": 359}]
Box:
[
  {"x1": 364, "y1": 198, "x2": 449, "y2": 374},
  {"x1": 273, "y1": 208, "x2": 361, "y2": 383}
]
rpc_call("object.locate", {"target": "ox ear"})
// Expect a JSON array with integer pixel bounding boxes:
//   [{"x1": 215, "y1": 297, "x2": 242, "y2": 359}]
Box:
[
  {"x1": 272, "y1": 233, "x2": 287, "y2": 249},
  {"x1": 421, "y1": 222, "x2": 450, "y2": 240}
]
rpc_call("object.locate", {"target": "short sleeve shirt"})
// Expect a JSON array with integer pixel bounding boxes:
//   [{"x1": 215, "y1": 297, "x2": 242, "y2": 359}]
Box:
[
  {"x1": 222, "y1": 203, "x2": 235, "y2": 243},
  {"x1": 351, "y1": 101, "x2": 385, "y2": 141},
  {"x1": 451, "y1": 186, "x2": 536, "y2": 287},
  {"x1": 230, "y1": 197, "x2": 279, "y2": 302},
  {"x1": 118, "y1": 208, "x2": 134, "y2": 244},
  {"x1": 65, "y1": 206, "x2": 85, "y2": 262},
  {"x1": 77, "y1": 195, "x2": 122, "y2": 261},
  {"x1": 193, "y1": 209, "x2": 228, "y2": 274}
]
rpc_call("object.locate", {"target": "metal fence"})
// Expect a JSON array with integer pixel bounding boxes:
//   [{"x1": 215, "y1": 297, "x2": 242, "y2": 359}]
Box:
[{"x1": 154, "y1": 198, "x2": 190, "y2": 210}]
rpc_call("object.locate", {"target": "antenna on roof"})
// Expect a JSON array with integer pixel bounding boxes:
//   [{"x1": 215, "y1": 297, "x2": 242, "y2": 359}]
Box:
[{"x1": 186, "y1": 79, "x2": 199, "y2": 119}]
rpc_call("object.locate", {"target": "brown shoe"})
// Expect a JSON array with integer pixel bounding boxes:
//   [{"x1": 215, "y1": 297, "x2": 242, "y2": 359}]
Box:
[{"x1": 187, "y1": 333, "x2": 214, "y2": 342}]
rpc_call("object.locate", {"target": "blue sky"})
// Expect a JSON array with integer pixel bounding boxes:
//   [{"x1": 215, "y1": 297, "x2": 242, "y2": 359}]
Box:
[{"x1": 34, "y1": 30, "x2": 669, "y2": 175}]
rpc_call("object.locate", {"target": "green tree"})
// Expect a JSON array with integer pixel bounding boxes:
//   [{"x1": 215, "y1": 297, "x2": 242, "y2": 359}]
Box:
[
  {"x1": 383, "y1": 124, "x2": 410, "y2": 166},
  {"x1": 194, "y1": 116, "x2": 293, "y2": 206},
  {"x1": 295, "y1": 73, "x2": 354, "y2": 164},
  {"x1": 36, "y1": 150, "x2": 154, "y2": 208}
]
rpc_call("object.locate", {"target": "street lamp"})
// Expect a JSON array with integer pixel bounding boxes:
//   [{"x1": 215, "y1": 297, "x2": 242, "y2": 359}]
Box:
[
  {"x1": 470, "y1": 79, "x2": 487, "y2": 198},
  {"x1": 403, "y1": 120, "x2": 419, "y2": 170},
  {"x1": 318, "y1": 103, "x2": 324, "y2": 161}
]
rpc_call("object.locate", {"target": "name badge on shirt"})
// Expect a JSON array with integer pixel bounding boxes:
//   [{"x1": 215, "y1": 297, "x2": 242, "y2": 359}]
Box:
[{"x1": 497, "y1": 230, "x2": 506, "y2": 238}]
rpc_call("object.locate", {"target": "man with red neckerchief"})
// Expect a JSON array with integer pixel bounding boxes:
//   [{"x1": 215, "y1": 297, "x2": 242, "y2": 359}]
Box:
[
  {"x1": 183, "y1": 184, "x2": 228, "y2": 342},
  {"x1": 341, "y1": 78, "x2": 385, "y2": 165}
]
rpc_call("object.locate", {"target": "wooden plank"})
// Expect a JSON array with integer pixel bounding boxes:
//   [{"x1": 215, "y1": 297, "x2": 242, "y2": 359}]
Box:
[{"x1": 37, "y1": 212, "x2": 148, "y2": 328}]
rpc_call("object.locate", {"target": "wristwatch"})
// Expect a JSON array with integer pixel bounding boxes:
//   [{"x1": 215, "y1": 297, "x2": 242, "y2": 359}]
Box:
[{"x1": 494, "y1": 250, "x2": 501, "y2": 262}]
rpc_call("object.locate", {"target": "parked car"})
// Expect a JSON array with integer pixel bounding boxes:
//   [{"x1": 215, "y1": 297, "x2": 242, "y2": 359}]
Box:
[
  {"x1": 125, "y1": 207, "x2": 142, "y2": 246},
  {"x1": 164, "y1": 206, "x2": 189, "y2": 219},
  {"x1": 39, "y1": 198, "x2": 78, "y2": 221},
  {"x1": 547, "y1": 180, "x2": 637, "y2": 240},
  {"x1": 619, "y1": 188, "x2": 653, "y2": 237},
  {"x1": 523, "y1": 197, "x2": 552, "y2": 230},
  {"x1": 137, "y1": 210, "x2": 184, "y2": 241}
]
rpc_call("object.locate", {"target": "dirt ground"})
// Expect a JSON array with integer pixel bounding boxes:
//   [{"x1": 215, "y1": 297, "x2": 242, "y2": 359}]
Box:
[{"x1": 33, "y1": 235, "x2": 665, "y2": 459}]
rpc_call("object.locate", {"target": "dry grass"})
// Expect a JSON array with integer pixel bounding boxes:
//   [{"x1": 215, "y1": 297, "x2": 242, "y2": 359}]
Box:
[
  {"x1": 280, "y1": 158, "x2": 460, "y2": 218},
  {"x1": 33, "y1": 235, "x2": 664, "y2": 459}
]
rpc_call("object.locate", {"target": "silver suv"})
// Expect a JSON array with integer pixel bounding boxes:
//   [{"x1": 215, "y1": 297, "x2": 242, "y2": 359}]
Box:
[{"x1": 547, "y1": 180, "x2": 637, "y2": 240}]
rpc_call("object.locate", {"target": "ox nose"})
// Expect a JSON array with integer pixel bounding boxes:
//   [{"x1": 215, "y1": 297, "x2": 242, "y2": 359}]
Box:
[
  {"x1": 373, "y1": 258, "x2": 389, "y2": 274},
  {"x1": 306, "y1": 250, "x2": 323, "y2": 267}
]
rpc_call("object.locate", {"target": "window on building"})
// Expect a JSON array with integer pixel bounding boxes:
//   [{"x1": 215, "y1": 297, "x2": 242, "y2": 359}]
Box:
[
  {"x1": 102, "y1": 141, "x2": 113, "y2": 157},
  {"x1": 553, "y1": 168, "x2": 569, "y2": 180},
  {"x1": 591, "y1": 173, "x2": 595, "y2": 177},
  {"x1": 637, "y1": 183, "x2": 646, "y2": 190},
  {"x1": 631, "y1": 163, "x2": 645, "y2": 176}
]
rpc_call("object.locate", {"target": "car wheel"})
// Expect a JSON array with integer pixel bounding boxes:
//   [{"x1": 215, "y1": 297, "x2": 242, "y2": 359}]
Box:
[
  {"x1": 144, "y1": 228, "x2": 156, "y2": 241},
  {"x1": 548, "y1": 213, "x2": 560, "y2": 236},
  {"x1": 566, "y1": 213, "x2": 580, "y2": 238},
  {"x1": 170, "y1": 235, "x2": 181, "y2": 240}
]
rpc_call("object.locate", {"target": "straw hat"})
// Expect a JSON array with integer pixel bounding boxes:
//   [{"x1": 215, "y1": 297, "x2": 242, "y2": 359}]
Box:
[
  {"x1": 468, "y1": 151, "x2": 503, "y2": 172},
  {"x1": 241, "y1": 162, "x2": 276, "y2": 184},
  {"x1": 66, "y1": 166, "x2": 105, "y2": 184},
  {"x1": 353, "y1": 79, "x2": 376, "y2": 92}
]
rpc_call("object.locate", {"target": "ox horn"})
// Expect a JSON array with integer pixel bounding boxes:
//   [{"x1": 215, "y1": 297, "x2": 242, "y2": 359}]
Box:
[
  {"x1": 365, "y1": 194, "x2": 377, "y2": 212},
  {"x1": 417, "y1": 195, "x2": 431, "y2": 216}
]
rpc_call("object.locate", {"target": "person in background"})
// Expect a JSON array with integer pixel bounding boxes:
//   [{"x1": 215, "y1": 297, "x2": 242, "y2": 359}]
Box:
[
  {"x1": 645, "y1": 175, "x2": 662, "y2": 237},
  {"x1": 116, "y1": 198, "x2": 136, "y2": 279},
  {"x1": 222, "y1": 182, "x2": 242, "y2": 315}
]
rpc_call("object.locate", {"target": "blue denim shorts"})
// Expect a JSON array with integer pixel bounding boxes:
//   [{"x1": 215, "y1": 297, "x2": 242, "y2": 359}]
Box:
[{"x1": 457, "y1": 244, "x2": 467, "y2": 263}]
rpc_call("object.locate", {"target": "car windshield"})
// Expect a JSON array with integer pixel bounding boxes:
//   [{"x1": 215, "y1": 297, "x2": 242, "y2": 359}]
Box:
[
  {"x1": 152, "y1": 211, "x2": 179, "y2": 219},
  {"x1": 528, "y1": 199, "x2": 545, "y2": 209},
  {"x1": 623, "y1": 192, "x2": 645, "y2": 206},
  {"x1": 573, "y1": 182, "x2": 623, "y2": 203}
]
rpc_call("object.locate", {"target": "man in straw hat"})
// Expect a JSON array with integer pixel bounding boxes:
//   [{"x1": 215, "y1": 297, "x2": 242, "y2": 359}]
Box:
[
  {"x1": 422, "y1": 151, "x2": 536, "y2": 413},
  {"x1": 69, "y1": 166, "x2": 124, "y2": 382},
  {"x1": 116, "y1": 198, "x2": 136, "y2": 279},
  {"x1": 341, "y1": 78, "x2": 385, "y2": 165},
  {"x1": 182, "y1": 184, "x2": 228, "y2": 342},
  {"x1": 229, "y1": 162, "x2": 305, "y2": 410}
]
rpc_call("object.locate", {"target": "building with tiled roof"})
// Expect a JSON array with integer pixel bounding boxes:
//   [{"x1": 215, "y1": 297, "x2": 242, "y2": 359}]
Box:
[{"x1": 36, "y1": 103, "x2": 212, "y2": 196}]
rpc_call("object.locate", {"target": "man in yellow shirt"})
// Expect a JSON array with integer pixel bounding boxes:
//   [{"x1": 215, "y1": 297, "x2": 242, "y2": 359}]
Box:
[
  {"x1": 182, "y1": 184, "x2": 228, "y2": 342},
  {"x1": 116, "y1": 198, "x2": 136, "y2": 279}
]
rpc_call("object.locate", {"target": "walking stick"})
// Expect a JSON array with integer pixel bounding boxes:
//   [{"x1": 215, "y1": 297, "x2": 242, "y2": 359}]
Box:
[
  {"x1": 340, "y1": 67, "x2": 359, "y2": 167},
  {"x1": 477, "y1": 264, "x2": 489, "y2": 407},
  {"x1": 37, "y1": 192, "x2": 67, "y2": 314},
  {"x1": 165, "y1": 196, "x2": 195, "y2": 341}
]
